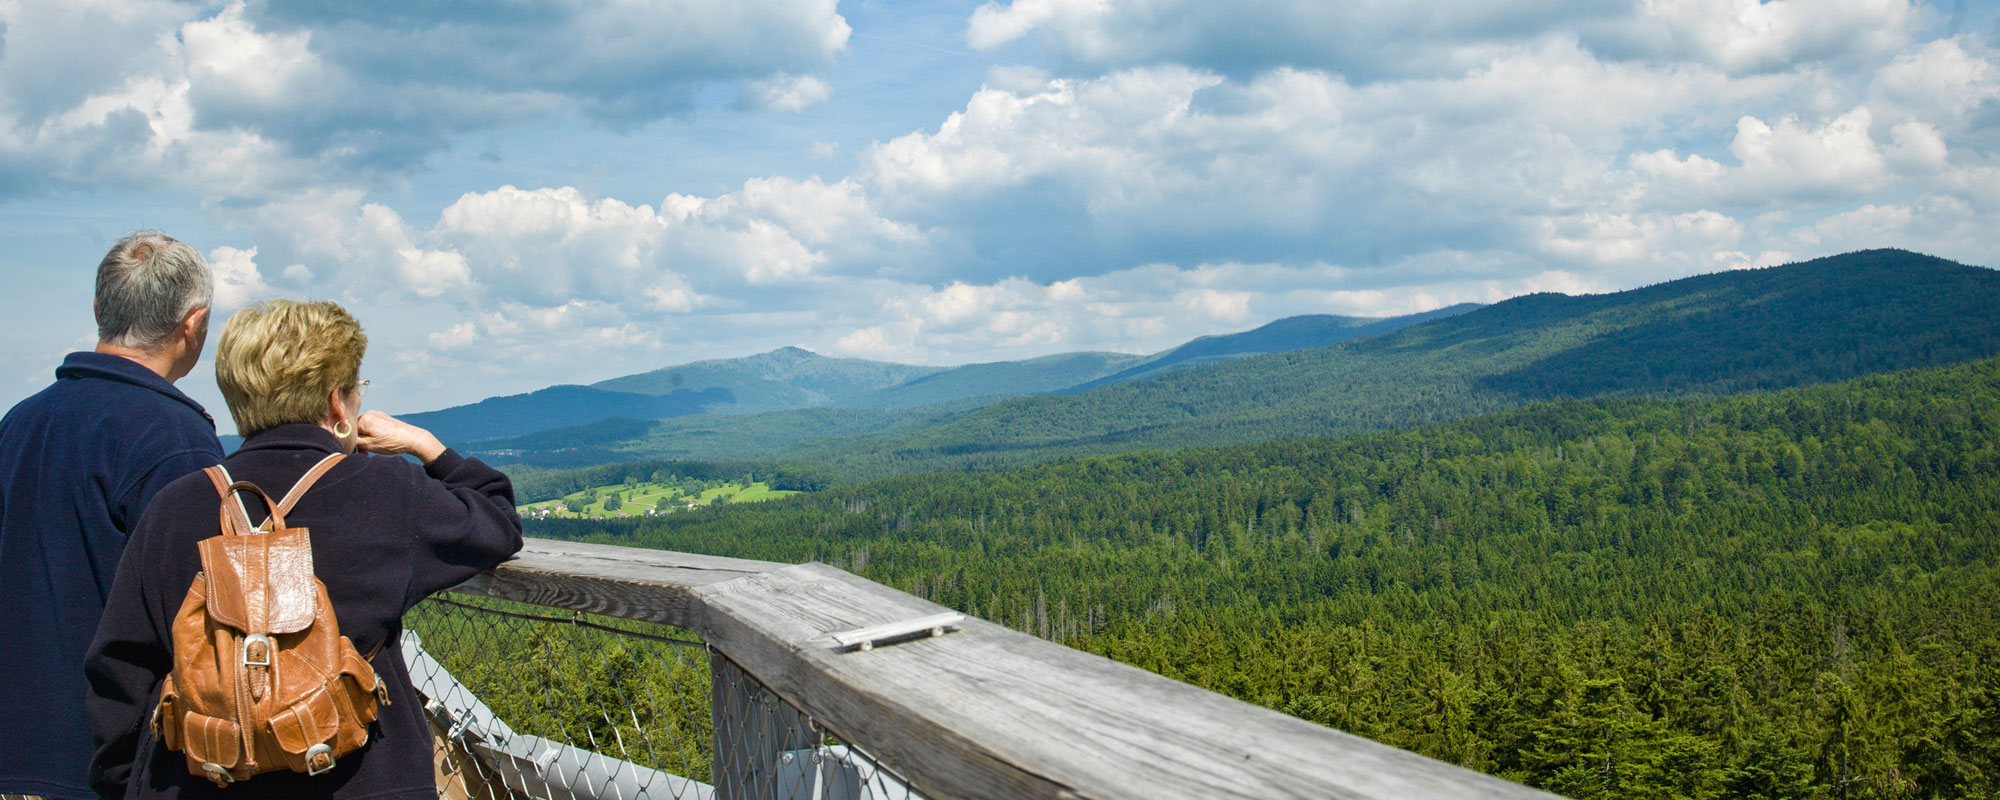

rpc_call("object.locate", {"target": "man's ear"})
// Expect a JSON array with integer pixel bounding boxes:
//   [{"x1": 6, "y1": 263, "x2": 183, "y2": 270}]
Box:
[{"x1": 181, "y1": 306, "x2": 210, "y2": 348}]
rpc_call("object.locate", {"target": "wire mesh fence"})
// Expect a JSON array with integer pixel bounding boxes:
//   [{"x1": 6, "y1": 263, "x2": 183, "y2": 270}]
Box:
[
  {"x1": 403, "y1": 593, "x2": 926, "y2": 800},
  {"x1": 709, "y1": 657, "x2": 925, "y2": 800}
]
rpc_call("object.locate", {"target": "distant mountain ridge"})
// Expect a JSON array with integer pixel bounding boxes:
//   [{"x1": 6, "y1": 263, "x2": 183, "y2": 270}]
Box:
[
  {"x1": 466, "y1": 249, "x2": 2000, "y2": 482},
  {"x1": 591, "y1": 346, "x2": 942, "y2": 412},
  {"x1": 402, "y1": 385, "x2": 730, "y2": 444},
  {"x1": 406, "y1": 307, "x2": 1478, "y2": 445},
  {"x1": 850, "y1": 351, "x2": 1149, "y2": 409},
  {"x1": 404, "y1": 347, "x2": 940, "y2": 445},
  {"x1": 1062, "y1": 303, "x2": 1483, "y2": 392}
]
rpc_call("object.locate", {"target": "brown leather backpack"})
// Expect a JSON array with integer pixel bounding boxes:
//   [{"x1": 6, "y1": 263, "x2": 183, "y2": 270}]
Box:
[{"x1": 150, "y1": 453, "x2": 388, "y2": 786}]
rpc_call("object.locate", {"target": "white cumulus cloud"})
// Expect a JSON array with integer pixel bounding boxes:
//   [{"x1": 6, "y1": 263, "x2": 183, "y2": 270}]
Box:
[
  {"x1": 1176, "y1": 289, "x2": 1251, "y2": 322},
  {"x1": 1537, "y1": 210, "x2": 1745, "y2": 265},
  {"x1": 738, "y1": 74, "x2": 833, "y2": 113},
  {"x1": 11, "y1": 0, "x2": 2000, "y2": 414},
  {"x1": 965, "y1": 0, "x2": 1920, "y2": 79},
  {"x1": 1636, "y1": 0, "x2": 1920, "y2": 74},
  {"x1": 205, "y1": 244, "x2": 268, "y2": 310},
  {"x1": 0, "y1": 0, "x2": 854, "y2": 201},
  {"x1": 1730, "y1": 108, "x2": 1889, "y2": 196},
  {"x1": 435, "y1": 185, "x2": 673, "y2": 305}
]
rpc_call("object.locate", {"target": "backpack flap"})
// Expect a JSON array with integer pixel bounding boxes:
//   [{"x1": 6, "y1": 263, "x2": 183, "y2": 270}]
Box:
[
  {"x1": 268, "y1": 686, "x2": 343, "y2": 774},
  {"x1": 180, "y1": 709, "x2": 243, "y2": 780},
  {"x1": 197, "y1": 528, "x2": 319, "y2": 635}
]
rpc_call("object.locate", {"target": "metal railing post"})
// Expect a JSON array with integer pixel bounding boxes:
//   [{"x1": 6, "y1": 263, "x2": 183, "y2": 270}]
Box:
[{"x1": 710, "y1": 655, "x2": 821, "y2": 799}]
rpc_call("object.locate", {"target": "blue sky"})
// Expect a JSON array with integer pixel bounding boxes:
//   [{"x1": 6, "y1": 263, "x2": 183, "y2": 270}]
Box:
[{"x1": 3, "y1": 0, "x2": 1998, "y2": 420}]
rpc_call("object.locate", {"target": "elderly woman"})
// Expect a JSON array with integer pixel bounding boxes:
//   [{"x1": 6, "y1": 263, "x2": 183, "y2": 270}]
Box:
[{"x1": 84, "y1": 300, "x2": 522, "y2": 798}]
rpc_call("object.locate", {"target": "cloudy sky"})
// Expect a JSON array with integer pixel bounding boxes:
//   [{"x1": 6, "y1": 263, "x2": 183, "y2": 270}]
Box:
[{"x1": 3, "y1": 0, "x2": 1998, "y2": 416}]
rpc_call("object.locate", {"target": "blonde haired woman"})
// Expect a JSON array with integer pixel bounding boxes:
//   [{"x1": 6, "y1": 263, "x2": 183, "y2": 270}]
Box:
[{"x1": 85, "y1": 300, "x2": 522, "y2": 798}]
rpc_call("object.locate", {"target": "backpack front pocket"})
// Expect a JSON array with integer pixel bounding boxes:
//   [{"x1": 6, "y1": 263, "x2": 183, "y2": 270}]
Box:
[
  {"x1": 180, "y1": 709, "x2": 242, "y2": 772},
  {"x1": 153, "y1": 677, "x2": 183, "y2": 752},
  {"x1": 268, "y1": 685, "x2": 342, "y2": 773},
  {"x1": 338, "y1": 643, "x2": 384, "y2": 726}
]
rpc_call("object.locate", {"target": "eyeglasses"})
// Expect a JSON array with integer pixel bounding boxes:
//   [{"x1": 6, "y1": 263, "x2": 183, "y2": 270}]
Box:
[{"x1": 355, "y1": 380, "x2": 370, "y2": 401}]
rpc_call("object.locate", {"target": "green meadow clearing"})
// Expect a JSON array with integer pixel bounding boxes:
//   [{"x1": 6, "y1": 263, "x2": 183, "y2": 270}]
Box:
[{"x1": 518, "y1": 479, "x2": 797, "y2": 519}]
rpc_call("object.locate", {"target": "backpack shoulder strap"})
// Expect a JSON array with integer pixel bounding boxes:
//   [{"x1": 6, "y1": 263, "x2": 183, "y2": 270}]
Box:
[
  {"x1": 202, "y1": 453, "x2": 345, "y2": 534},
  {"x1": 272, "y1": 453, "x2": 346, "y2": 517},
  {"x1": 204, "y1": 466, "x2": 256, "y2": 536}
]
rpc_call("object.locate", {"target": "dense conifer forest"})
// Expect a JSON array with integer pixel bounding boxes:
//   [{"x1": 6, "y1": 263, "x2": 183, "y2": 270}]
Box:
[{"x1": 527, "y1": 355, "x2": 2000, "y2": 798}]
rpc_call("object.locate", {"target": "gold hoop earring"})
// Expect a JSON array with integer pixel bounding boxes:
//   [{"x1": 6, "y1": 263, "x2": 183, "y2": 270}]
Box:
[{"x1": 332, "y1": 420, "x2": 354, "y2": 439}]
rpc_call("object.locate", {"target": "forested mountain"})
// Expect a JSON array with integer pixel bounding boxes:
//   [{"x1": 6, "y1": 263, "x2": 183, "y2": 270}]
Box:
[
  {"x1": 848, "y1": 351, "x2": 1147, "y2": 409},
  {"x1": 406, "y1": 347, "x2": 944, "y2": 446},
  {"x1": 1061, "y1": 303, "x2": 1481, "y2": 392},
  {"x1": 472, "y1": 405, "x2": 930, "y2": 470},
  {"x1": 857, "y1": 250, "x2": 2000, "y2": 466},
  {"x1": 402, "y1": 385, "x2": 730, "y2": 444},
  {"x1": 475, "y1": 249, "x2": 2000, "y2": 480},
  {"x1": 530, "y1": 354, "x2": 2000, "y2": 798},
  {"x1": 590, "y1": 346, "x2": 941, "y2": 412},
  {"x1": 414, "y1": 308, "x2": 1481, "y2": 446}
]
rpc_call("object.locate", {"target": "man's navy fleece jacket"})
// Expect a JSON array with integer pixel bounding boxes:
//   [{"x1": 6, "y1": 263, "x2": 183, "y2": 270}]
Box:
[{"x1": 0, "y1": 352, "x2": 222, "y2": 800}]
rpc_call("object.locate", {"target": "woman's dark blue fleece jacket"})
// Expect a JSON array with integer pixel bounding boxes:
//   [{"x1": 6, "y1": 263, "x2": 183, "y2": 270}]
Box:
[{"x1": 85, "y1": 424, "x2": 522, "y2": 800}]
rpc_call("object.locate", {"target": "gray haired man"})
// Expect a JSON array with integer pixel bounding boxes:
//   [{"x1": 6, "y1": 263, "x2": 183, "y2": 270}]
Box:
[{"x1": 0, "y1": 231, "x2": 225, "y2": 800}]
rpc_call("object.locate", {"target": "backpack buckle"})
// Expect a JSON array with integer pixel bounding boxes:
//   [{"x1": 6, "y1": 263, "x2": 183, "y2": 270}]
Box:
[
  {"x1": 200, "y1": 762, "x2": 235, "y2": 786},
  {"x1": 305, "y1": 743, "x2": 337, "y2": 775},
  {"x1": 242, "y1": 633, "x2": 272, "y2": 667}
]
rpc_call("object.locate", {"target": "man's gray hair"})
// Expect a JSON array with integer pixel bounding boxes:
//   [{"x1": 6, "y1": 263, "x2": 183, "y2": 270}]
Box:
[{"x1": 95, "y1": 230, "x2": 213, "y2": 350}]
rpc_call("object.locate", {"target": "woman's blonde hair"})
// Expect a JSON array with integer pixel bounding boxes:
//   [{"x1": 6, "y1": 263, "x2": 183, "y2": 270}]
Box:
[{"x1": 215, "y1": 300, "x2": 368, "y2": 436}]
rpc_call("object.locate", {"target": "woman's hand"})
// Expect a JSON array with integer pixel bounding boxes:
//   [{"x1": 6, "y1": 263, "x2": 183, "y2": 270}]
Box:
[{"x1": 355, "y1": 410, "x2": 447, "y2": 464}]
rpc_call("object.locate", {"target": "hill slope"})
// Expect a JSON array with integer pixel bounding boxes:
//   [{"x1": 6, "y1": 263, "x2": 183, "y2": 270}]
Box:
[
  {"x1": 850, "y1": 351, "x2": 1148, "y2": 409},
  {"x1": 420, "y1": 308, "x2": 1479, "y2": 445},
  {"x1": 1063, "y1": 303, "x2": 1481, "y2": 392},
  {"x1": 479, "y1": 249, "x2": 2000, "y2": 478},
  {"x1": 535, "y1": 355, "x2": 2000, "y2": 797},
  {"x1": 408, "y1": 347, "x2": 942, "y2": 445},
  {"x1": 591, "y1": 346, "x2": 942, "y2": 413},
  {"x1": 824, "y1": 248, "x2": 2000, "y2": 466},
  {"x1": 402, "y1": 385, "x2": 729, "y2": 444}
]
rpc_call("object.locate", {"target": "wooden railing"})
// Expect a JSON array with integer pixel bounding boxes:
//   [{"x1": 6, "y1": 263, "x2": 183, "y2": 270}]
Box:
[{"x1": 441, "y1": 537, "x2": 1562, "y2": 800}]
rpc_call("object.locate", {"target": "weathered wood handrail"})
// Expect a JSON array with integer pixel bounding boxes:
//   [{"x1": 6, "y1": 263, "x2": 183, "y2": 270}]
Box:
[{"x1": 447, "y1": 538, "x2": 1562, "y2": 800}]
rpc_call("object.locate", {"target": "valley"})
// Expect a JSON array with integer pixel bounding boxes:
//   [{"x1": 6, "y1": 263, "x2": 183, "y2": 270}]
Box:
[
  {"x1": 524, "y1": 354, "x2": 2000, "y2": 797},
  {"x1": 517, "y1": 478, "x2": 797, "y2": 520},
  {"x1": 15, "y1": 7, "x2": 1994, "y2": 797},
  {"x1": 435, "y1": 249, "x2": 2000, "y2": 797}
]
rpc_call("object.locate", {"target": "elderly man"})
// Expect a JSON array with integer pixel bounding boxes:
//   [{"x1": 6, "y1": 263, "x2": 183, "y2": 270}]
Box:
[{"x1": 0, "y1": 232, "x2": 224, "y2": 800}]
